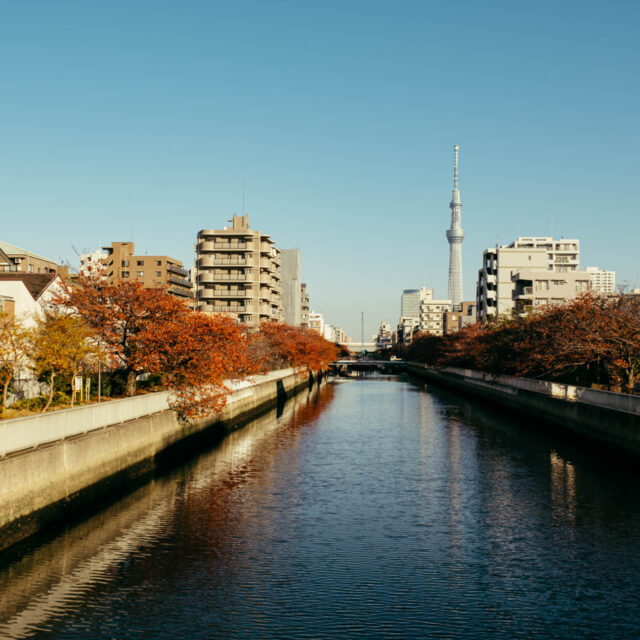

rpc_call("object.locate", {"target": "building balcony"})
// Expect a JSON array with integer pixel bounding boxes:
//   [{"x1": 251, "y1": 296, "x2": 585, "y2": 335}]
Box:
[
  {"x1": 198, "y1": 256, "x2": 249, "y2": 268},
  {"x1": 210, "y1": 290, "x2": 250, "y2": 298},
  {"x1": 168, "y1": 275, "x2": 192, "y2": 288},
  {"x1": 198, "y1": 272, "x2": 247, "y2": 283},
  {"x1": 169, "y1": 286, "x2": 194, "y2": 298},
  {"x1": 198, "y1": 240, "x2": 251, "y2": 252},
  {"x1": 168, "y1": 264, "x2": 190, "y2": 278}
]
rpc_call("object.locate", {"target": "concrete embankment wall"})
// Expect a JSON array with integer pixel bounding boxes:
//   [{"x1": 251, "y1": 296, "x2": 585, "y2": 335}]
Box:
[
  {"x1": 0, "y1": 368, "x2": 318, "y2": 554},
  {"x1": 406, "y1": 364, "x2": 640, "y2": 458}
]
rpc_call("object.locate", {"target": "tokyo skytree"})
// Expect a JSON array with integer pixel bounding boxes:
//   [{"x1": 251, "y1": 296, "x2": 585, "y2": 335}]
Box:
[{"x1": 446, "y1": 145, "x2": 464, "y2": 307}]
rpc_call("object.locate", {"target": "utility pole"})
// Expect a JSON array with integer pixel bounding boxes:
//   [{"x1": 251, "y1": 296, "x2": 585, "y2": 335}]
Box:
[{"x1": 361, "y1": 311, "x2": 365, "y2": 357}]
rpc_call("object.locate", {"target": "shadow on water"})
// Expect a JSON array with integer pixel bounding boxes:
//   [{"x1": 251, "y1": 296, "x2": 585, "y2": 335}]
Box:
[{"x1": 0, "y1": 383, "x2": 337, "y2": 639}]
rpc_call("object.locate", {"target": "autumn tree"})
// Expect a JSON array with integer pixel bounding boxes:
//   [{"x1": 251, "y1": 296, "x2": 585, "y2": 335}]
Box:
[
  {"x1": 141, "y1": 311, "x2": 252, "y2": 416},
  {"x1": 28, "y1": 311, "x2": 98, "y2": 411},
  {"x1": 0, "y1": 313, "x2": 30, "y2": 416},
  {"x1": 58, "y1": 275, "x2": 190, "y2": 396},
  {"x1": 254, "y1": 323, "x2": 338, "y2": 372}
]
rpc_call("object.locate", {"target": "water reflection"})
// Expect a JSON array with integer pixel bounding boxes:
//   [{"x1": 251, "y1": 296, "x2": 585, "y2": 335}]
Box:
[
  {"x1": 1, "y1": 377, "x2": 640, "y2": 639},
  {"x1": 0, "y1": 385, "x2": 334, "y2": 640}
]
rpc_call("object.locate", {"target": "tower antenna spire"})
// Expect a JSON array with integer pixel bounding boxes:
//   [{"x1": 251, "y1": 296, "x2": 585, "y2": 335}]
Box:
[{"x1": 446, "y1": 144, "x2": 464, "y2": 309}]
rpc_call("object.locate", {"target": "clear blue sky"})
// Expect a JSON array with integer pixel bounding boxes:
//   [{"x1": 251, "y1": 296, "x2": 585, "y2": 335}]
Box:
[{"x1": 1, "y1": 0, "x2": 639, "y2": 339}]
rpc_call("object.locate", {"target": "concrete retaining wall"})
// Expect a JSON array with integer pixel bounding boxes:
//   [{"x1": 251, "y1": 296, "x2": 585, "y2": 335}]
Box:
[
  {"x1": 407, "y1": 364, "x2": 640, "y2": 458},
  {"x1": 0, "y1": 368, "x2": 318, "y2": 554}
]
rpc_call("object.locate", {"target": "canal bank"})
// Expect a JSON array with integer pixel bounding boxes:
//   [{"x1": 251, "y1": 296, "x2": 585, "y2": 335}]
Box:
[
  {"x1": 406, "y1": 364, "x2": 640, "y2": 458},
  {"x1": 0, "y1": 368, "x2": 321, "y2": 554}
]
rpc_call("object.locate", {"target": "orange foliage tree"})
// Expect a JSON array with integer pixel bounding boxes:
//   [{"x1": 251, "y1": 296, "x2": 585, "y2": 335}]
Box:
[
  {"x1": 252, "y1": 323, "x2": 338, "y2": 372},
  {"x1": 59, "y1": 274, "x2": 253, "y2": 413},
  {"x1": 59, "y1": 276, "x2": 190, "y2": 397},
  {"x1": 141, "y1": 311, "x2": 252, "y2": 416}
]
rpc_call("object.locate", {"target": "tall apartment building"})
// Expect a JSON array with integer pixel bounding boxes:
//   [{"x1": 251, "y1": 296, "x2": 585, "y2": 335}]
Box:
[
  {"x1": 0, "y1": 241, "x2": 58, "y2": 274},
  {"x1": 195, "y1": 214, "x2": 281, "y2": 326},
  {"x1": 300, "y1": 283, "x2": 310, "y2": 328},
  {"x1": 102, "y1": 242, "x2": 193, "y2": 301},
  {"x1": 584, "y1": 266, "x2": 616, "y2": 294},
  {"x1": 280, "y1": 248, "x2": 302, "y2": 326}
]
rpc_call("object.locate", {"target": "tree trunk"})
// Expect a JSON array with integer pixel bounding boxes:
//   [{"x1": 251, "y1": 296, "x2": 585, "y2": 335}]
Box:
[
  {"x1": 126, "y1": 369, "x2": 137, "y2": 397},
  {"x1": 42, "y1": 372, "x2": 55, "y2": 413},
  {"x1": 71, "y1": 367, "x2": 77, "y2": 407},
  {"x1": 2, "y1": 376, "x2": 9, "y2": 411}
]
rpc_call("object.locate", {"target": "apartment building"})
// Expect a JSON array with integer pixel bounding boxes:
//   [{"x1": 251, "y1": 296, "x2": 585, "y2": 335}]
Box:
[
  {"x1": 0, "y1": 241, "x2": 58, "y2": 274},
  {"x1": 397, "y1": 317, "x2": 420, "y2": 344},
  {"x1": 512, "y1": 270, "x2": 592, "y2": 315},
  {"x1": 584, "y1": 266, "x2": 616, "y2": 294},
  {"x1": 195, "y1": 214, "x2": 281, "y2": 326},
  {"x1": 309, "y1": 311, "x2": 324, "y2": 335},
  {"x1": 102, "y1": 242, "x2": 193, "y2": 301},
  {"x1": 444, "y1": 301, "x2": 476, "y2": 334},
  {"x1": 401, "y1": 287, "x2": 431, "y2": 320},
  {"x1": 300, "y1": 283, "x2": 310, "y2": 328},
  {"x1": 420, "y1": 295, "x2": 451, "y2": 336}
]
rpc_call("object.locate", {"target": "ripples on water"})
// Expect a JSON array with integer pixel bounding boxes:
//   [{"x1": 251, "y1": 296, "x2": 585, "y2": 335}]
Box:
[{"x1": 1, "y1": 376, "x2": 640, "y2": 639}]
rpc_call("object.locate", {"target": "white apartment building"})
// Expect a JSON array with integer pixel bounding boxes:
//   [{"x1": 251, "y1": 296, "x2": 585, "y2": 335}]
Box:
[
  {"x1": 309, "y1": 311, "x2": 324, "y2": 335},
  {"x1": 508, "y1": 237, "x2": 580, "y2": 272},
  {"x1": 477, "y1": 237, "x2": 581, "y2": 322},
  {"x1": 420, "y1": 296, "x2": 451, "y2": 336},
  {"x1": 195, "y1": 214, "x2": 282, "y2": 327},
  {"x1": 584, "y1": 266, "x2": 616, "y2": 294},
  {"x1": 375, "y1": 322, "x2": 393, "y2": 349},
  {"x1": 397, "y1": 317, "x2": 420, "y2": 344}
]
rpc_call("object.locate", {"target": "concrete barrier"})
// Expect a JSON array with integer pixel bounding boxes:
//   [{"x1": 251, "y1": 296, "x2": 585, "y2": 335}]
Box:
[
  {"x1": 406, "y1": 364, "x2": 640, "y2": 458},
  {"x1": 0, "y1": 368, "x2": 319, "y2": 554}
]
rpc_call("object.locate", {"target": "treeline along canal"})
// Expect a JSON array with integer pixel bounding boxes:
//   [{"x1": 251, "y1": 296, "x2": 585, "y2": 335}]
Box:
[{"x1": 1, "y1": 375, "x2": 639, "y2": 638}]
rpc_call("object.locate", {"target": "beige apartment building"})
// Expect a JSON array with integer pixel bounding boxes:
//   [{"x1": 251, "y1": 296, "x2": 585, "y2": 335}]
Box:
[
  {"x1": 0, "y1": 241, "x2": 58, "y2": 274},
  {"x1": 102, "y1": 242, "x2": 193, "y2": 300},
  {"x1": 195, "y1": 214, "x2": 282, "y2": 327},
  {"x1": 512, "y1": 270, "x2": 592, "y2": 315}
]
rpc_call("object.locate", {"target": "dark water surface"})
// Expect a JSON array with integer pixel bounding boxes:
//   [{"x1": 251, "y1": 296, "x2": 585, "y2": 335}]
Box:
[{"x1": 1, "y1": 377, "x2": 640, "y2": 639}]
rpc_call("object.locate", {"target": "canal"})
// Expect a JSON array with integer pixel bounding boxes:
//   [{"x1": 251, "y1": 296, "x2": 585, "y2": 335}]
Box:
[{"x1": 1, "y1": 376, "x2": 639, "y2": 639}]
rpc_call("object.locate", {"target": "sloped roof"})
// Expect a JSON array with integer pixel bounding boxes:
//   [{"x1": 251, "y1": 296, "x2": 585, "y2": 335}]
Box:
[
  {"x1": 0, "y1": 240, "x2": 56, "y2": 264},
  {"x1": 0, "y1": 273, "x2": 60, "y2": 300}
]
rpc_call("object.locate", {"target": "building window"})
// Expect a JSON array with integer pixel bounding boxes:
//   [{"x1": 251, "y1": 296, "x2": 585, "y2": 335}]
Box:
[
  {"x1": 156, "y1": 271, "x2": 162, "y2": 277},
  {"x1": 122, "y1": 271, "x2": 130, "y2": 278},
  {"x1": 137, "y1": 260, "x2": 144, "y2": 266},
  {"x1": 28, "y1": 264, "x2": 34, "y2": 273},
  {"x1": 137, "y1": 271, "x2": 144, "y2": 277},
  {"x1": 536, "y1": 280, "x2": 549, "y2": 291},
  {"x1": 122, "y1": 260, "x2": 129, "y2": 267},
  {"x1": 157, "y1": 260, "x2": 162, "y2": 266}
]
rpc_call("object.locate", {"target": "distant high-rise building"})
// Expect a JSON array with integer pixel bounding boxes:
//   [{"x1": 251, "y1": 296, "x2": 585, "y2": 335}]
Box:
[
  {"x1": 584, "y1": 266, "x2": 615, "y2": 294},
  {"x1": 446, "y1": 145, "x2": 464, "y2": 308},
  {"x1": 195, "y1": 214, "x2": 282, "y2": 325},
  {"x1": 401, "y1": 287, "x2": 431, "y2": 320},
  {"x1": 280, "y1": 249, "x2": 302, "y2": 326}
]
